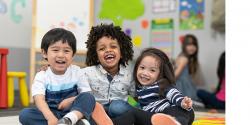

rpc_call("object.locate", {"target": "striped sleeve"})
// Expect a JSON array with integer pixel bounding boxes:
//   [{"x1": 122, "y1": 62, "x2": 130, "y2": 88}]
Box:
[{"x1": 165, "y1": 87, "x2": 184, "y2": 107}]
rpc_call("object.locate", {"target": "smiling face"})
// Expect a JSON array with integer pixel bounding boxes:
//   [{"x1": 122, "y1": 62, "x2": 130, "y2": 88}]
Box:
[
  {"x1": 136, "y1": 56, "x2": 161, "y2": 86},
  {"x1": 42, "y1": 40, "x2": 74, "y2": 75},
  {"x1": 96, "y1": 36, "x2": 121, "y2": 75}
]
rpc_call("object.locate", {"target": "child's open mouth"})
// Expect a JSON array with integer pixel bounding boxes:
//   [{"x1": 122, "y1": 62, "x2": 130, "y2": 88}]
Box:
[
  {"x1": 140, "y1": 76, "x2": 150, "y2": 82},
  {"x1": 104, "y1": 54, "x2": 115, "y2": 63},
  {"x1": 56, "y1": 60, "x2": 66, "y2": 64}
]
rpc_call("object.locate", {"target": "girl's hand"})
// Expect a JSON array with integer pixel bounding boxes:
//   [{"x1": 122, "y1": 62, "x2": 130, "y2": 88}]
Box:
[
  {"x1": 181, "y1": 96, "x2": 193, "y2": 109},
  {"x1": 47, "y1": 116, "x2": 58, "y2": 125}
]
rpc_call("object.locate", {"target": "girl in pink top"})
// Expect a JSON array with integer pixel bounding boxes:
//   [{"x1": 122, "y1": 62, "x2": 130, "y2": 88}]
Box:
[{"x1": 197, "y1": 52, "x2": 225, "y2": 109}]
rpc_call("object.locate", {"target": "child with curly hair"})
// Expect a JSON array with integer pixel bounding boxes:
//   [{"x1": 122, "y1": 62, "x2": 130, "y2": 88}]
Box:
[{"x1": 81, "y1": 23, "x2": 135, "y2": 118}]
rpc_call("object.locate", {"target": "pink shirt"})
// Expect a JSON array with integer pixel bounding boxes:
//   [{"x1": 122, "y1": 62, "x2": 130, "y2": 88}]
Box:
[{"x1": 216, "y1": 77, "x2": 225, "y2": 101}]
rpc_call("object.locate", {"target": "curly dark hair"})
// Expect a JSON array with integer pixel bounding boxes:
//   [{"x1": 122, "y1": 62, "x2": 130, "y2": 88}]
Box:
[
  {"x1": 85, "y1": 23, "x2": 134, "y2": 67},
  {"x1": 133, "y1": 48, "x2": 175, "y2": 98}
]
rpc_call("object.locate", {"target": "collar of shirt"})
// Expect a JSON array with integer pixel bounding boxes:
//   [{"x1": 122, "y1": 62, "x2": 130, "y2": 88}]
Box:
[
  {"x1": 137, "y1": 81, "x2": 158, "y2": 89},
  {"x1": 97, "y1": 64, "x2": 126, "y2": 76}
]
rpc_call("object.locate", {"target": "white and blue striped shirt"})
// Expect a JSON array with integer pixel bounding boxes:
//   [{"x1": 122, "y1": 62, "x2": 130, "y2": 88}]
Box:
[{"x1": 32, "y1": 65, "x2": 91, "y2": 109}]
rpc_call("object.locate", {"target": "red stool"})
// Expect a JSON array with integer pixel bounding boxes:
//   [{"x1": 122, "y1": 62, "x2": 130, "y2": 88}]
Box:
[{"x1": 0, "y1": 48, "x2": 8, "y2": 108}]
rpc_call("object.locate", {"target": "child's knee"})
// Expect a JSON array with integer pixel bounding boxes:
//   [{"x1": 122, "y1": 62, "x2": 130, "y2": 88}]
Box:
[
  {"x1": 109, "y1": 100, "x2": 131, "y2": 117},
  {"x1": 19, "y1": 108, "x2": 31, "y2": 123},
  {"x1": 78, "y1": 92, "x2": 95, "y2": 103}
]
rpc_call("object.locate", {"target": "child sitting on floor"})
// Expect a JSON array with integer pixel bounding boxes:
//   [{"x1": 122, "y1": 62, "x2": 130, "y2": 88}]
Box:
[
  {"x1": 133, "y1": 48, "x2": 194, "y2": 125},
  {"x1": 19, "y1": 28, "x2": 112, "y2": 125}
]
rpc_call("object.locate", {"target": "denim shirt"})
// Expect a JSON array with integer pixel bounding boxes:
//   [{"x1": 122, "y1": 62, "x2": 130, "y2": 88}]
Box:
[{"x1": 81, "y1": 64, "x2": 135, "y2": 104}]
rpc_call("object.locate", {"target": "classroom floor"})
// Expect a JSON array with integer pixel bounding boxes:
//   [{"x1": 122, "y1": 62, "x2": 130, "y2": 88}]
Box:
[
  {"x1": 0, "y1": 108, "x2": 225, "y2": 125},
  {"x1": 0, "y1": 116, "x2": 20, "y2": 125},
  {"x1": 0, "y1": 92, "x2": 225, "y2": 125}
]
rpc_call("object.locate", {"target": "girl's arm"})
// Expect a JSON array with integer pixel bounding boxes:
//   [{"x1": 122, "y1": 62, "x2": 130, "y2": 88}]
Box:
[
  {"x1": 34, "y1": 95, "x2": 58, "y2": 125},
  {"x1": 174, "y1": 56, "x2": 188, "y2": 79},
  {"x1": 166, "y1": 87, "x2": 192, "y2": 110}
]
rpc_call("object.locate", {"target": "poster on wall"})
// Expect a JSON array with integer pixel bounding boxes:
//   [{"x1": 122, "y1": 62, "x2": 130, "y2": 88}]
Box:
[
  {"x1": 33, "y1": 0, "x2": 92, "y2": 51},
  {"x1": 179, "y1": 0, "x2": 204, "y2": 30},
  {"x1": 152, "y1": 0, "x2": 176, "y2": 13},
  {"x1": 98, "y1": 0, "x2": 144, "y2": 26},
  {"x1": 150, "y1": 18, "x2": 174, "y2": 58}
]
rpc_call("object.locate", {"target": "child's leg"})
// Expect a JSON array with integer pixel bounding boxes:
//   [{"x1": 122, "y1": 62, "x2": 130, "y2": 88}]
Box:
[
  {"x1": 60, "y1": 92, "x2": 96, "y2": 125},
  {"x1": 151, "y1": 113, "x2": 181, "y2": 125},
  {"x1": 197, "y1": 89, "x2": 225, "y2": 109},
  {"x1": 108, "y1": 99, "x2": 133, "y2": 118},
  {"x1": 112, "y1": 108, "x2": 153, "y2": 125},
  {"x1": 160, "y1": 106, "x2": 195, "y2": 125},
  {"x1": 19, "y1": 108, "x2": 48, "y2": 125},
  {"x1": 92, "y1": 102, "x2": 113, "y2": 125}
]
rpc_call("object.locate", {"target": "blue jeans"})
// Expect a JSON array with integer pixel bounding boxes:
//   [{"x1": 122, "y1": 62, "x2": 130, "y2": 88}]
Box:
[
  {"x1": 197, "y1": 89, "x2": 225, "y2": 109},
  {"x1": 19, "y1": 92, "x2": 95, "y2": 125},
  {"x1": 104, "y1": 99, "x2": 133, "y2": 118}
]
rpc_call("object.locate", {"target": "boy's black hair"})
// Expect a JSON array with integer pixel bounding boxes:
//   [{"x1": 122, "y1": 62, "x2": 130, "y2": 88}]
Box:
[
  {"x1": 133, "y1": 48, "x2": 175, "y2": 98},
  {"x1": 41, "y1": 28, "x2": 77, "y2": 55},
  {"x1": 85, "y1": 23, "x2": 134, "y2": 67}
]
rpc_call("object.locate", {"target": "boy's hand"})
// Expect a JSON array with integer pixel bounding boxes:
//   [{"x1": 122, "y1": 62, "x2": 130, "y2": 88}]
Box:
[
  {"x1": 58, "y1": 96, "x2": 75, "y2": 110},
  {"x1": 47, "y1": 115, "x2": 58, "y2": 125},
  {"x1": 37, "y1": 64, "x2": 49, "y2": 72},
  {"x1": 181, "y1": 96, "x2": 192, "y2": 109}
]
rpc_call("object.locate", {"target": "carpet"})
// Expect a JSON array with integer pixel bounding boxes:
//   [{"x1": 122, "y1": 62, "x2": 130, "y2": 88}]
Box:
[{"x1": 193, "y1": 111, "x2": 225, "y2": 125}]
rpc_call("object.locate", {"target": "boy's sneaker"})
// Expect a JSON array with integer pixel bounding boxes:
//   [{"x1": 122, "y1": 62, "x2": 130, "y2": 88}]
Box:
[
  {"x1": 57, "y1": 117, "x2": 72, "y2": 125},
  {"x1": 75, "y1": 119, "x2": 90, "y2": 125},
  {"x1": 151, "y1": 113, "x2": 181, "y2": 125}
]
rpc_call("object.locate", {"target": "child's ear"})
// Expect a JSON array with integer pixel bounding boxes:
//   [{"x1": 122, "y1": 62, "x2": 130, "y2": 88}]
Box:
[{"x1": 41, "y1": 49, "x2": 47, "y2": 60}]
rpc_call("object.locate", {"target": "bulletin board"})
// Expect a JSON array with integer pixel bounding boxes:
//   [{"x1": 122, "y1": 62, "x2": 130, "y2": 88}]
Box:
[
  {"x1": 30, "y1": 0, "x2": 93, "y2": 101},
  {"x1": 95, "y1": 0, "x2": 177, "y2": 58}
]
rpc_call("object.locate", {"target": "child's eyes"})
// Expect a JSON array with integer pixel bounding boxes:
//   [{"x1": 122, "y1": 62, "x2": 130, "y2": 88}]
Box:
[
  {"x1": 98, "y1": 48, "x2": 105, "y2": 51},
  {"x1": 52, "y1": 49, "x2": 59, "y2": 52},
  {"x1": 111, "y1": 45, "x2": 118, "y2": 48},
  {"x1": 150, "y1": 69, "x2": 156, "y2": 72},
  {"x1": 139, "y1": 66, "x2": 145, "y2": 69},
  {"x1": 64, "y1": 50, "x2": 71, "y2": 53}
]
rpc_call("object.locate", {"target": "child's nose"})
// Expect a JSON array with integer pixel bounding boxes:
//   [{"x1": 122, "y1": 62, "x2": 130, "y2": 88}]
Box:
[
  {"x1": 57, "y1": 51, "x2": 65, "y2": 57},
  {"x1": 142, "y1": 70, "x2": 149, "y2": 76},
  {"x1": 106, "y1": 47, "x2": 112, "y2": 52}
]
